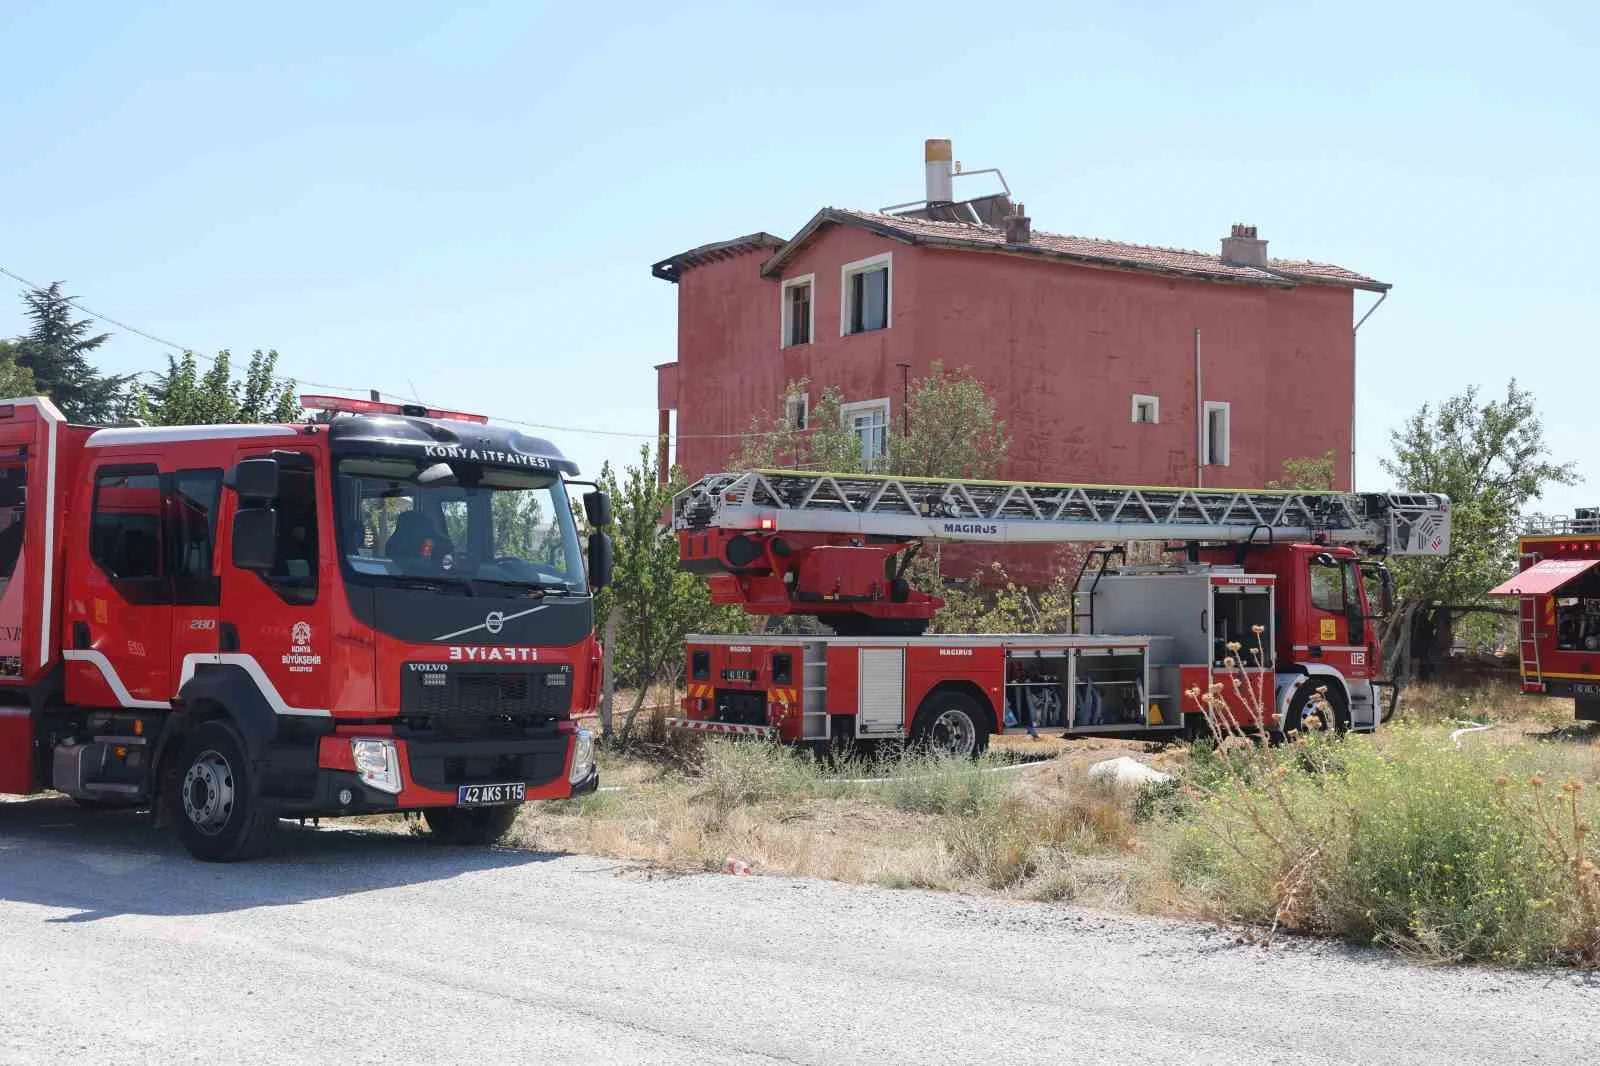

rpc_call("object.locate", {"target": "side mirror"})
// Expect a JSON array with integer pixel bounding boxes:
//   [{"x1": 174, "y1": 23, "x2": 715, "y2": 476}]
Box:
[
  {"x1": 583, "y1": 490, "x2": 612, "y2": 528},
  {"x1": 231, "y1": 507, "x2": 278, "y2": 571},
  {"x1": 227, "y1": 457, "x2": 281, "y2": 500},
  {"x1": 587, "y1": 530, "x2": 613, "y2": 590},
  {"x1": 1361, "y1": 562, "x2": 1395, "y2": 617}
]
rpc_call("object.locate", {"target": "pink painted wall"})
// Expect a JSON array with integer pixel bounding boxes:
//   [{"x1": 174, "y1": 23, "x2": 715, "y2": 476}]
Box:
[{"x1": 660, "y1": 224, "x2": 1356, "y2": 492}]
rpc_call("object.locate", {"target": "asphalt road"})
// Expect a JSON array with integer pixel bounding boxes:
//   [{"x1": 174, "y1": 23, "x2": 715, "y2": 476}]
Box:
[{"x1": 2, "y1": 797, "x2": 1597, "y2": 1065}]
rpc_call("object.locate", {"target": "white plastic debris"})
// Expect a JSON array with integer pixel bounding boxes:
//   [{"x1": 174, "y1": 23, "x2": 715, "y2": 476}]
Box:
[{"x1": 1086, "y1": 756, "x2": 1174, "y2": 790}]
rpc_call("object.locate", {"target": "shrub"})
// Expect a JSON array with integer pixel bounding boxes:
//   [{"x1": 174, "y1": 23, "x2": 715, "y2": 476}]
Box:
[
  {"x1": 691, "y1": 740, "x2": 820, "y2": 813},
  {"x1": 1169, "y1": 728, "x2": 1600, "y2": 966},
  {"x1": 1132, "y1": 778, "x2": 1188, "y2": 824},
  {"x1": 943, "y1": 807, "x2": 1037, "y2": 888}
]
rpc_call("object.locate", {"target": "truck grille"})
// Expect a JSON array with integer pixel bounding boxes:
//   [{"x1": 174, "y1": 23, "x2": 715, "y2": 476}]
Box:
[
  {"x1": 715, "y1": 688, "x2": 768, "y2": 726},
  {"x1": 396, "y1": 722, "x2": 569, "y2": 789},
  {"x1": 400, "y1": 663, "x2": 573, "y2": 719}
]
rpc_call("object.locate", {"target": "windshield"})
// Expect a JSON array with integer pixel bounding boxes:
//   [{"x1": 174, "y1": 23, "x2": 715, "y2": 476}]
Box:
[{"x1": 335, "y1": 455, "x2": 585, "y2": 592}]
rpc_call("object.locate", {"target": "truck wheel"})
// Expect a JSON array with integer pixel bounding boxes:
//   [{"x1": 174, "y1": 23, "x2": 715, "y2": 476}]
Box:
[
  {"x1": 424, "y1": 805, "x2": 520, "y2": 846},
  {"x1": 172, "y1": 720, "x2": 276, "y2": 862},
  {"x1": 1283, "y1": 682, "x2": 1350, "y2": 737},
  {"x1": 910, "y1": 692, "x2": 991, "y2": 759}
]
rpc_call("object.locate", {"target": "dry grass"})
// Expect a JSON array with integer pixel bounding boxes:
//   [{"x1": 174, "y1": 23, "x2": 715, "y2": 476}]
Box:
[
  {"x1": 510, "y1": 734, "x2": 1163, "y2": 904},
  {"x1": 360, "y1": 679, "x2": 1600, "y2": 967}
]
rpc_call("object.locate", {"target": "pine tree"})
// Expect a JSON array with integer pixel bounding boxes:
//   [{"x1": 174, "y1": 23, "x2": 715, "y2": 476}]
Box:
[{"x1": 13, "y1": 283, "x2": 130, "y2": 423}]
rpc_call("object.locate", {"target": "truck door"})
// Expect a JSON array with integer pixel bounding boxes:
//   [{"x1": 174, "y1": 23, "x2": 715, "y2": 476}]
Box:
[
  {"x1": 1305, "y1": 554, "x2": 1370, "y2": 678},
  {"x1": 72, "y1": 463, "x2": 172, "y2": 705},
  {"x1": 168, "y1": 468, "x2": 225, "y2": 684},
  {"x1": 217, "y1": 451, "x2": 329, "y2": 714}
]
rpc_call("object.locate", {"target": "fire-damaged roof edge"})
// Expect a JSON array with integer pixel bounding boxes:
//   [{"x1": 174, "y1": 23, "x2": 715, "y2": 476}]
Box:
[
  {"x1": 650, "y1": 232, "x2": 787, "y2": 284},
  {"x1": 753, "y1": 208, "x2": 1390, "y2": 293}
]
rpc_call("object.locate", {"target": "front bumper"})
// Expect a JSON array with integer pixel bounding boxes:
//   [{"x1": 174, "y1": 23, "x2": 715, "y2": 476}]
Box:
[{"x1": 273, "y1": 729, "x2": 593, "y2": 817}]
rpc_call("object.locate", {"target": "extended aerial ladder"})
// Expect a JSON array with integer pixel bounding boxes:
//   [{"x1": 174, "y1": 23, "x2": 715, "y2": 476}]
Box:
[
  {"x1": 674, "y1": 470, "x2": 1450, "y2": 749},
  {"x1": 676, "y1": 469, "x2": 1451, "y2": 635}
]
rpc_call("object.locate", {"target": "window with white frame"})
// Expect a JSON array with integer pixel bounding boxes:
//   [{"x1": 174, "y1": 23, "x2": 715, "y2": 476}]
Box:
[
  {"x1": 1132, "y1": 394, "x2": 1159, "y2": 424},
  {"x1": 783, "y1": 391, "x2": 809, "y2": 430},
  {"x1": 840, "y1": 253, "x2": 891, "y2": 335},
  {"x1": 1203, "y1": 401, "x2": 1231, "y2": 466},
  {"x1": 841, "y1": 398, "x2": 890, "y2": 466},
  {"x1": 780, "y1": 274, "x2": 813, "y2": 348}
]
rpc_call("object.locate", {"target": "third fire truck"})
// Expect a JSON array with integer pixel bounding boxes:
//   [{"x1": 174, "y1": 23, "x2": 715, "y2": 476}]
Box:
[
  {"x1": 1488, "y1": 510, "x2": 1600, "y2": 721},
  {"x1": 671, "y1": 470, "x2": 1450, "y2": 755}
]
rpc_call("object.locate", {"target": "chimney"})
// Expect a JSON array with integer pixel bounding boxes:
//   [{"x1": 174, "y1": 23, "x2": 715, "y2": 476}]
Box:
[
  {"x1": 924, "y1": 138, "x2": 953, "y2": 203},
  {"x1": 1004, "y1": 203, "x2": 1031, "y2": 245},
  {"x1": 1220, "y1": 223, "x2": 1268, "y2": 267}
]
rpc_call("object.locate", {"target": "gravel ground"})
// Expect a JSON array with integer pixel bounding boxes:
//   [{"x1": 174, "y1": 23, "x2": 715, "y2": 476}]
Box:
[{"x1": 2, "y1": 795, "x2": 1598, "y2": 1065}]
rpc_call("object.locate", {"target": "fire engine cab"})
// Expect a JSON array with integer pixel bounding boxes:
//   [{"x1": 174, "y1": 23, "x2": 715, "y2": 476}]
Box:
[
  {"x1": 671, "y1": 470, "x2": 1450, "y2": 755},
  {"x1": 1490, "y1": 510, "x2": 1600, "y2": 720},
  {"x1": 0, "y1": 395, "x2": 612, "y2": 860}
]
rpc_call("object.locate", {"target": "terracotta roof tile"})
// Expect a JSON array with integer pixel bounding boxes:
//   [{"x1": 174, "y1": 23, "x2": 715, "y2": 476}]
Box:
[{"x1": 760, "y1": 209, "x2": 1387, "y2": 292}]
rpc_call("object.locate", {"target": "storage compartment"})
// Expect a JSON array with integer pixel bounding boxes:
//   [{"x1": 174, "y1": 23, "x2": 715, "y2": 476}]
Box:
[
  {"x1": 1211, "y1": 585, "x2": 1274, "y2": 666},
  {"x1": 1072, "y1": 648, "x2": 1147, "y2": 728},
  {"x1": 1005, "y1": 651, "x2": 1068, "y2": 728},
  {"x1": 858, "y1": 648, "x2": 905, "y2": 735}
]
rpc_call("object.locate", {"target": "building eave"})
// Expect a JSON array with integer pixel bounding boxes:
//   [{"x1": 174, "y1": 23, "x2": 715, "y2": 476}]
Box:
[{"x1": 651, "y1": 232, "x2": 787, "y2": 284}]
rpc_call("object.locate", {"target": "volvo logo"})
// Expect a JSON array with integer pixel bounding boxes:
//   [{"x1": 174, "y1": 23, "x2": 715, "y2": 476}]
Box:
[{"x1": 432, "y1": 605, "x2": 547, "y2": 642}]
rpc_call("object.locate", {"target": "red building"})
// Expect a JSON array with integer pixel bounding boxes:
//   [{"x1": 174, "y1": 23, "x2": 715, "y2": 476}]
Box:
[{"x1": 652, "y1": 140, "x2": 1388, "y2": 495}]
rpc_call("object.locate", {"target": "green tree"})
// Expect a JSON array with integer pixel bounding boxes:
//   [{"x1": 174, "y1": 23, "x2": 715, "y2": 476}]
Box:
[
  {"x1": 887, "y1": 362, "x2": 1010, "y2": 479},
  {"x1": 12, "y1": 282, "x2": 130, "y2": 423},
  {"x1": 594, "y1": 444, "x2": 746, "y2": 740},
  {"x1": 732, "y1": 363, "x2": 1009, "y2": 478},
  {"x1": 0, "y1": 340, "x2": 37, "y2": 398},
  {"x1": 1380, "y1": 381, "x2": 1578, "y2": 674},
  {"x1": 137, "y1": 349, "x2": 299, "y2": 426},
  {"x1": 1266, "y1": 451, "x2": 1337, "y2": 491},
  {"x1": 731, "y1": 380, "x2": 859, "y2": 471}
]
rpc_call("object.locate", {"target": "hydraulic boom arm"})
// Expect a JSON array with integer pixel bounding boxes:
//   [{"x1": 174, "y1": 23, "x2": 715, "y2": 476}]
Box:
[{"x1": 675, "y1": 469, "x2": 1450, "y2": 634}]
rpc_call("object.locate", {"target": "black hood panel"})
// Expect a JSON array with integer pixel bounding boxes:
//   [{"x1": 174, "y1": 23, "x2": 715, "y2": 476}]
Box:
[{"x1": 346, "y1": 584, "x2": 594, "y2": 647}]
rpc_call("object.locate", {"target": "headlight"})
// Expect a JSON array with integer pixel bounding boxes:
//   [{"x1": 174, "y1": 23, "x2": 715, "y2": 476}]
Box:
[
  {"x1": 351, "y1": 738, "x2": 402, "y2": 795},
  {"x1": 569, "y1": 728, "x2": 595, "y2": 785}
]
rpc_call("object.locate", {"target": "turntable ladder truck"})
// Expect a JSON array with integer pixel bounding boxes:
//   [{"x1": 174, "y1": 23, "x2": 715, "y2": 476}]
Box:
[{"x1": 670, "y1": 470, "x2": 1450, "y2": 755}]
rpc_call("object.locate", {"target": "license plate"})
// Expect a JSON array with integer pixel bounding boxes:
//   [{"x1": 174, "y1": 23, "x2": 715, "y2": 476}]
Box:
[
  {"x1": 722, "y1": 669, "x2": 755, "y2": 682},
  {"x1": 457, "y1": 782, "x2": 526, "y2": 807}
]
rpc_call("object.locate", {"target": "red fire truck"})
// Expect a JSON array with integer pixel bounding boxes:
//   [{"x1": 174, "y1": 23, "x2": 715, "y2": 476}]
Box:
[
  {"x1": 671, "y1": 470, "x2": 1450, "y2": 754},
  {"x1": 0, "y1": 394, "x2": 612, "y2": 860},
  {"x1": 1488, "y1": 511, "x2": 1600, "y2": 720}
]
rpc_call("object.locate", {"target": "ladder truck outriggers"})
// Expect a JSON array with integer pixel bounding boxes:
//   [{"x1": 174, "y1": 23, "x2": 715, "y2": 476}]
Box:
[
  {"x1": 670, "y1": 470, "x2": 1450, "y2": 756},
  {"x1": 1487, "y1": 510, "x2": 1600, "y2": 722},
  {"x1": 0, "y1": 395, "x2": 612, "y2": 860}
]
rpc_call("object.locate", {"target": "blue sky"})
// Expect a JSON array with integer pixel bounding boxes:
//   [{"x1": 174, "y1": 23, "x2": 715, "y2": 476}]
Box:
[{"x1": 1, "y1": 0, "x2": 1595, "y2": 511}]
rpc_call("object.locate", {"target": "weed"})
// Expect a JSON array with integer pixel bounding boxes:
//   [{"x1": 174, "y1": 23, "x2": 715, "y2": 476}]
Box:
[
  {"x1": 878, "y1": 756, "x2": 1005, "y2": 815},
  {"x1": 691, "y1": 740, "x2": 821, "y2": 814},
  {"x1": 1132, "y1": 778, "x2": 1187, "y2": 824}
]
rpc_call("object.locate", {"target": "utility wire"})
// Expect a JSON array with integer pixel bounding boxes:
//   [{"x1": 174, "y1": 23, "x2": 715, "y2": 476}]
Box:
[{"x1": 0, "y1": 264, "x2": 806, "y2": 442}]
